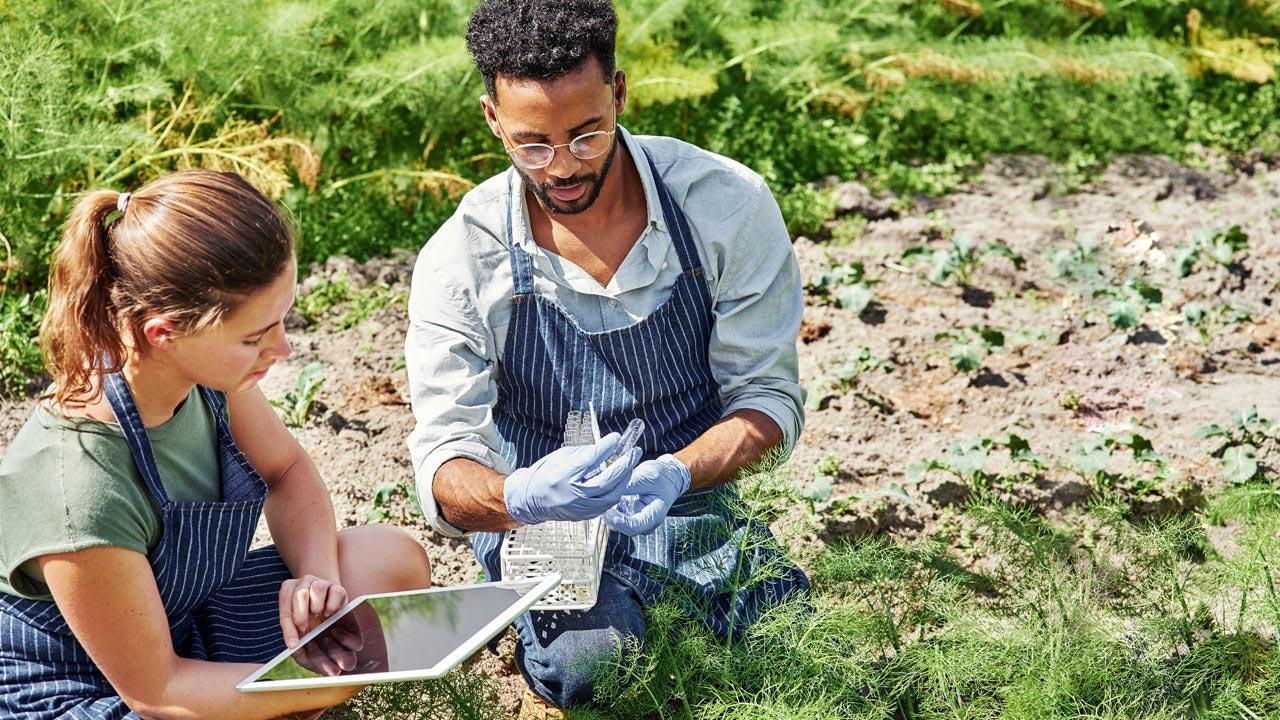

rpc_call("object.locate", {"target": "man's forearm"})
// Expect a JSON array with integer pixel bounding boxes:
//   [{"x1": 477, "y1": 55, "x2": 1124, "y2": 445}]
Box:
[
  {"x1": 433, "y1": 458, "x2": 518, "y2": 533},
  {"x1": 675, "y1": 408, "x2": 784, "y2": 492}
]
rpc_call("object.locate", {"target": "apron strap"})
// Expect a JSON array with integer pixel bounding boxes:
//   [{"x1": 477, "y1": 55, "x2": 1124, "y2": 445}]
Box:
[
  {"x1": 640, "y1": 148, "x2": 704, "y2": 278},
  {"x1": 102, "y1": 372, "x2": 172, "y2": 505}
]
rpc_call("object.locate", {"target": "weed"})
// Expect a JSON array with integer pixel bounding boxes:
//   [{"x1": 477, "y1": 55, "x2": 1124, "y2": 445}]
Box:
[
  {"x1": 902, "y1": 235, "x2": 1024, "y2": 288},
  {"x1": 1051, "y1": 234, "x2": 1104, "y2": 286},
  {"x1": 0, "y1": 289, "x2": 46, "y2": 396},
  {"x1": 269, "y1": 362, "x2": 326, "y2": 427},
  {"x1": 829, "y1": 215, "x2": 868, "y2": 246},
  {"x1": 1181, "y1": 300, "x2": 1252, "y2": 344},
  {"x1": 777, "y1": 184, "x2": 837, "y2": 238},
  {"x1": 295, "y1": 275, "x2": 406, "y2": 331},
  {"x1": 1058, "y1": 387, "x2": 1081, "y2": 411},
  {"x1": 803, "y1": 259, "x2": 879, "y2": 314}
]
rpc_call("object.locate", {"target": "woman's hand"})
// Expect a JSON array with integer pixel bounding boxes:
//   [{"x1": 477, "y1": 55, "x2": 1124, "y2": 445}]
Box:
[{"x1": 278, "y1": 575, "x2": 349, "y2": 648}]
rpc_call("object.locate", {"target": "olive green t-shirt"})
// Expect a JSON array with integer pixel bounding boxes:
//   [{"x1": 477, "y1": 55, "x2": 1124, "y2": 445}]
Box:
[{"x1": 0, "y1": 387, "x2": 223, "y2": 600}]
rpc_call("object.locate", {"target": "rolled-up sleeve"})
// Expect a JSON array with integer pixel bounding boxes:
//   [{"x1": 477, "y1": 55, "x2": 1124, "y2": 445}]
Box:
[
  {"x1": 708, "y1": 181, "x2": 806, "y2": 452},
  {"x1": 404, "y1": 235, "x2": 511, "y2": 537}
]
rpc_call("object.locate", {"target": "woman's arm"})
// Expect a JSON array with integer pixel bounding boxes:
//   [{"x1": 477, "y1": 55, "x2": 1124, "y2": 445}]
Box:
[
  {"x1": 39, "y1": 546, "x2": 357, "y2": 720},
  {"x1": 228, "y1": 385, "x2": 346, "y2": 646}
]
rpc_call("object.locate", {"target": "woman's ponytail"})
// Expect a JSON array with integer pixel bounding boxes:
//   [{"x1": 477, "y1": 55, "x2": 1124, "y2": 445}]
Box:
[{"x1": 40, "y1": 190, "x2": 127, "y2": 406}]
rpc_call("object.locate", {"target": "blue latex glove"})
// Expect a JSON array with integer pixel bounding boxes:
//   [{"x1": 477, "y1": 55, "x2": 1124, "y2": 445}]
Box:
[
  {"x1": 504, "y1": 433, "x2": 643, "y2": 525},
  {"x1": 603, "y1": 454, "x2": 691, "y2": 536}
]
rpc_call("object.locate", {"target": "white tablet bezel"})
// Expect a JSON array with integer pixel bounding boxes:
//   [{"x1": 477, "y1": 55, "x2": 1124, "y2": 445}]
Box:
[{"x1": 236, "y1": 574, "x2": 560, "y2": 692}]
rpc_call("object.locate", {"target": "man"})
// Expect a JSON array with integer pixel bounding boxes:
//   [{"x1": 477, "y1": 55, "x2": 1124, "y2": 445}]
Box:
[{"x1": 405, "y1": 0, "x2": 809, "y2": 713}]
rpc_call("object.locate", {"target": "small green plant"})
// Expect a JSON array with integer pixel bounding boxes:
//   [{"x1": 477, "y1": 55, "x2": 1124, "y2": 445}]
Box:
[
  {"x1": 805, "y1": 346, "x2": 892, "y2": 412},
  {"x1": 1058, "y1": 387, "x2": 1081, "y2": 411},
  {"x1": 0, "y1": 288, "x2": 46, "y2": 396},
  {"x1": 932, "y1": 325, "x2": 1004, "y2": 373},
  {"x1": 365, "y1": 480, "x2": 422, "y2": 523},
  {"x1": 804, "y1": 258, "x2": 879, "y2": 314},
  {"x1": 907, "y1": 434, "x2": 1044, "y2": 493},
  {"x1": 1197, "y1": 407, "x2": 1277, "y2": 485},
  {"x1": 1091, "y1": 276, "x2": 1162, "y2": 329},
  {"x1": 1173, "y1": 225, "x2": 1249, "y2": 277},
  {"x1": 802, "y1": 453, "x2": 841, "y2": 504},
  {"x1": 1181, "y1": 300, "x2": 1251, "y2": 344},
  {"x1": 902, "y1": 235, "x2": 1024, "y2": 287},
  {"x1": 1051, "y1": 234, "x2": 1104, "y2": 285},
  {"x1": 1066, "y1": 432, "x2": 1177, "y2": 496},
  {"x1": 270, "y1": 362, "x2": 326, "y2": 427}
]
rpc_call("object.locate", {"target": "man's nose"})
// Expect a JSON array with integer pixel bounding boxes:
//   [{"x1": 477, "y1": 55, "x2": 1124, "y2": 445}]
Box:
[{"x1": 544, "y1": 146, "x2": 583, "y2": 180}]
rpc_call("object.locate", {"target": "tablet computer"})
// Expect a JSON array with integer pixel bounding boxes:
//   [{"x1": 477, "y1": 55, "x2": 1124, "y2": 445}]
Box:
[{"x1": 236, "y1": 574, "x2": 560, "y2": 692}]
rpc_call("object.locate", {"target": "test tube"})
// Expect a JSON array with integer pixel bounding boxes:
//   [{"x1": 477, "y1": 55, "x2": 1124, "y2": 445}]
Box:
[{"x1": 583, "y1": 418, "x2": 645, "y2": 480}]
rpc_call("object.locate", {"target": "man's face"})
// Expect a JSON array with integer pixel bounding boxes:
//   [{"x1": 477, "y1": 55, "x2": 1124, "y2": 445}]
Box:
[{"x1": 483, "y1": 57, "x2": 625, "y2": 215}]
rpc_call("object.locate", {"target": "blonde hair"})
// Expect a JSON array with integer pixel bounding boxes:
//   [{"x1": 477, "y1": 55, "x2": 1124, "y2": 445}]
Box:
[{"x1": 40, "y1": 169, "x2": 295, "y2": 406}]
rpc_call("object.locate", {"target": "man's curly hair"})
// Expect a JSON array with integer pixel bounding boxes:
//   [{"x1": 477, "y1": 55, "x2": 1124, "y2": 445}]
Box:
[{"x1": 466, "y1": 0, "x2": 617, "y2": 102}]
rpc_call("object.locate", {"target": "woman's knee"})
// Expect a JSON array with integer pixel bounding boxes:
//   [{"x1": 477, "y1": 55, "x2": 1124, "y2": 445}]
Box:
[{"x1": 337, "y1": 523, "x2": 431, "y2": 592}]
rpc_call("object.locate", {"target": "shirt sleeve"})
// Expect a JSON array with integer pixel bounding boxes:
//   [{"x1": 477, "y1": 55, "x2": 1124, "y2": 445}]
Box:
[
  {"x1": 404, "y1": 234, "x2": 511, "y2": 538},
  {"x1": 707, "y1": 180, "x2": 806, "y2": 453}
]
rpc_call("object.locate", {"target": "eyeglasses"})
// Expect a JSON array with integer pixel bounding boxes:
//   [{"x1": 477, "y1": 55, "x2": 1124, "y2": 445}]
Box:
[{"x1": 494, "y1": 118, "x2": 616, "y2": 170}]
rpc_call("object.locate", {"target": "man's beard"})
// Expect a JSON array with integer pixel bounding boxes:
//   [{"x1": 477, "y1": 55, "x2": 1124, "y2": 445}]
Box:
[{"x1": 516, "y1": 138, "x2": 619, "y2": 216}]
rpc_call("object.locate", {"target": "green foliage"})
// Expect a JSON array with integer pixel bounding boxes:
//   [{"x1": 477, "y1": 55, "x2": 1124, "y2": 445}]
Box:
[
  {"x1": 907, "y1": 433, "x2": 1044, "y2": 493},
  {"x1": 805, "y1": 346, "x2": 893, "y2": 412},
  {"x1": 1067, "y1": 431, "x2": 1178, "y2": 497},
  {"x1": 0, "y1": 289, "x2": 47, "y2": 396},
  {"x1": 365, "y1": 479, "x2": 422, "y2": 524},
  {"x1": 1198, "y1": 407, "x2": 1277, "y2": 485},
  {"x1": 1051, "y1": 234, "x2": 1104, "y2": 286},
  {"x1": 932, "y1": 324, "x2": 1004, "y2": 373},
  {"x1": 296, "y1": 275, "x2": 407, "y2": 331},
  {"x1": 903, "y1": 235, "x2": 1024, "y2": 287},
  {"x1": 804, "y1": 258, "x2": 879, "y2": 313},
  {"x1": 269, "y1": 362, "x2": 327, "y2": 427},
  {"x1": 1092, "y1": 276, "x2": 1163, "y2": 329},
  {"x1": 1173, "y1": 225, "x2": 1250, "y2": 277},
  {"x1": 777, "y1": 184, "x2": 837, "y2": 237}
]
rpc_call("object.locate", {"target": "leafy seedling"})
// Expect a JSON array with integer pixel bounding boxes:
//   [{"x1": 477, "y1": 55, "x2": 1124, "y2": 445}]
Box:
[
  {"x1": 270, "y1": 362, "x2": 326, "y2": 427},
  {"x1": 806, "y1": 346, "x2": 893, "y2": 411},
  {"x1": 932, "y1": 325, "x2": 1004, "y2": 373},
  {"x1": 1173, "y1": 225, "x2": 1249, "y2": 277},
  {"x1": 902, "y1": 234, "x2": 1024, "y2": 288},
  {"x1": 907, "y1": 434, "x2": 1044, "y2": 494},
  {"x1": 1092, "y1": 276, "x2": 1162, "y2": 330},
  {"x1": 805, "y1": 258, "x2": 880, "y2": 314},
  {"x1": 1066, "y1": 432, "x2": 1177, "y2": 497},
  {"x1": 1181, "y1": 301, "x2": 1251, "y2": 345},
  {"x1": 1197, "y1": 406, "x2": 1277, "y2": 484},
  {"x1": 366, "y1": 480, "x2": 422, "y2": 523},
  {"x1": 1051, "y1": 234, "x2": 1104, "y2": 285}
]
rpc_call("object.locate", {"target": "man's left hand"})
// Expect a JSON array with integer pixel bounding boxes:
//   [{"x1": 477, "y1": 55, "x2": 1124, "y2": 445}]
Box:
[{"x1": 603, "y1": 455, "x2": 691, "y2": 536}]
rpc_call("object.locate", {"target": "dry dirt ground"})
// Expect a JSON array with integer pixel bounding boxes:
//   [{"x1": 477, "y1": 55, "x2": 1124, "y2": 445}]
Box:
[{"x1": 2, "y1": 155, "x2": 1279, "y2": 715}]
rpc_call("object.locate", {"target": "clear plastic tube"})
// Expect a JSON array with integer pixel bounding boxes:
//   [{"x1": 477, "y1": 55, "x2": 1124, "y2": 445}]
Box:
[{"x1": 583, "y1": 418, "x2": 645, "y2": 479}]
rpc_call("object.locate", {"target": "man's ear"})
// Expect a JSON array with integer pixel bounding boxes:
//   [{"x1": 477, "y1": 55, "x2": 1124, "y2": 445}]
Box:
[
  {"x1": 480, "y1": 95, "x2": 502, "y2": 138},
  {"x1": 141, "y1": 316, "x2": 181, "y2": 352},
  {"x1": 613, "y1": 70, "x2": 627, "y2": 116}
]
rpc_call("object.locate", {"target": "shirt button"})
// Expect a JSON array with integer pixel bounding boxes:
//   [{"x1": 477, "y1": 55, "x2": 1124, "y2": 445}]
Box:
[{"x1": 609, "y1": 298, "x2": 619, "y2": 308}]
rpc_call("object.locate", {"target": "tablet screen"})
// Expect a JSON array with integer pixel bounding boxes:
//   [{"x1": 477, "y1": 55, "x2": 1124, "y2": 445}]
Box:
[{"x1": 245, "y1": 580, "x2": 553, "y2": 687}]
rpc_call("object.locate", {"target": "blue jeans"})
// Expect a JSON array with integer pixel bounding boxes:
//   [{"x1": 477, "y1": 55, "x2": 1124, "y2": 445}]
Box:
[{"x1": 513, "y1": 573, "x2": 646, "y2": 709}]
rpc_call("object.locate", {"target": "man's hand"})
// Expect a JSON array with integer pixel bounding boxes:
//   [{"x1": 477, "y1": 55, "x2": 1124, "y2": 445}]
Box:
[
  {"x1": 504, "y1": 433, "x2": 642, "y2": 525},
  {"x1": 279, "y1": 575, "x2": 348, "y2": 648},
  {"x1": 603, "y1": 454, "x2": 691, "y2": 536}
]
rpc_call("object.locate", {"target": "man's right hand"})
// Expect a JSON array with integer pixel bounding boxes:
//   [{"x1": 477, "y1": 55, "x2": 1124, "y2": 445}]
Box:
[{"x1": 503, "y1": 433, "x2": 642, "y2": 525}]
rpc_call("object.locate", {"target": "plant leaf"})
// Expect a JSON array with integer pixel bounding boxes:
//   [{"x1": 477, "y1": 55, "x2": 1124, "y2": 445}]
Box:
[{"x1": 1222, "y1": 444, "x2": 1259, "y2": 484}]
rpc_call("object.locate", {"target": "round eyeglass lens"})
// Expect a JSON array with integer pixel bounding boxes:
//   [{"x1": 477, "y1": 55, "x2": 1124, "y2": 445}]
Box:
[
  {"x1": 569, "y1": 131, "x2": 612, "y2": 160},
  {"x1": 513, "y1": 146, "x2": 554, "y2": 168}
]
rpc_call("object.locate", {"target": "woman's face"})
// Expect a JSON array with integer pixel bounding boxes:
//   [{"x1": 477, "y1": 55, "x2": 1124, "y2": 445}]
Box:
[{"x1": 166, "y1": 259, "x2": 297, "y2": 393}]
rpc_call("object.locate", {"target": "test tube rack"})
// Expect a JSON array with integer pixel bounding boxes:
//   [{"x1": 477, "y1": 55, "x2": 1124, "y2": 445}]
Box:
[{"x1": 499, "y1": 410, "x2": 609, "y2": 611}]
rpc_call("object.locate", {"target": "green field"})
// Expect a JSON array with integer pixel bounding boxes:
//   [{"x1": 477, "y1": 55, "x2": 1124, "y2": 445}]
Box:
[{"x1": 2, "y1": 1, "x2": 1280, "y2": 718}]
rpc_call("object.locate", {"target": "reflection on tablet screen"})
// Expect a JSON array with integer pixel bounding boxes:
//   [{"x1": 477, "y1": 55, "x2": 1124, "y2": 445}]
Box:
[{"x1": 256, "y1": 584, "x2": 531, "y2": 682}]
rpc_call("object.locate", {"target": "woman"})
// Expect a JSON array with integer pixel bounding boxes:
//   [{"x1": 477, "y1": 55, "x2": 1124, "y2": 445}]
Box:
[{"x1": 0, "y1": 170, "x2": 431, "y2": 719}]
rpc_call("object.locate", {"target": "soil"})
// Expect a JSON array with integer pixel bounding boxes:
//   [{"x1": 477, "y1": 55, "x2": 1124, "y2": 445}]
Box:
[{"x1": 2, "y1": 154, "x2": 1278, "y2": 716}]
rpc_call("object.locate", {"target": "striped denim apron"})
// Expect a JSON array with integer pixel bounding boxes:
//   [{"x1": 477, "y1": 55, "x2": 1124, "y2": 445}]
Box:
[
  {"x1": 0, "y1": 373, "x2": 293, "y2": 718},
  {"x1": 472, "y1": 149, "x2": 809, "y2": 639}
]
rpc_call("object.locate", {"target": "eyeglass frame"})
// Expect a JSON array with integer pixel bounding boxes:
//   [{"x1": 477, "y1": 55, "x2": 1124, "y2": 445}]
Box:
[{"x1": 491, "y1": 116, "x2": 618, "y2": 171}]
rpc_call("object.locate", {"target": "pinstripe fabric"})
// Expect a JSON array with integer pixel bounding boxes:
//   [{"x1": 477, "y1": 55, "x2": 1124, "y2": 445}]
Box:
[
  {"x1": 473, "y1": 149, "x2": 808, "y2": 641},
  {"x1": 0, "y1": 374, "x2": 292, "y2": 718}
]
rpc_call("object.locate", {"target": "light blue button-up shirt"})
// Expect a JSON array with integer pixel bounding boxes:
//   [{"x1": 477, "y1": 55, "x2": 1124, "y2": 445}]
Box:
[{"x1": 405, "y1": 127, "x2": 804, "y2": 537}]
